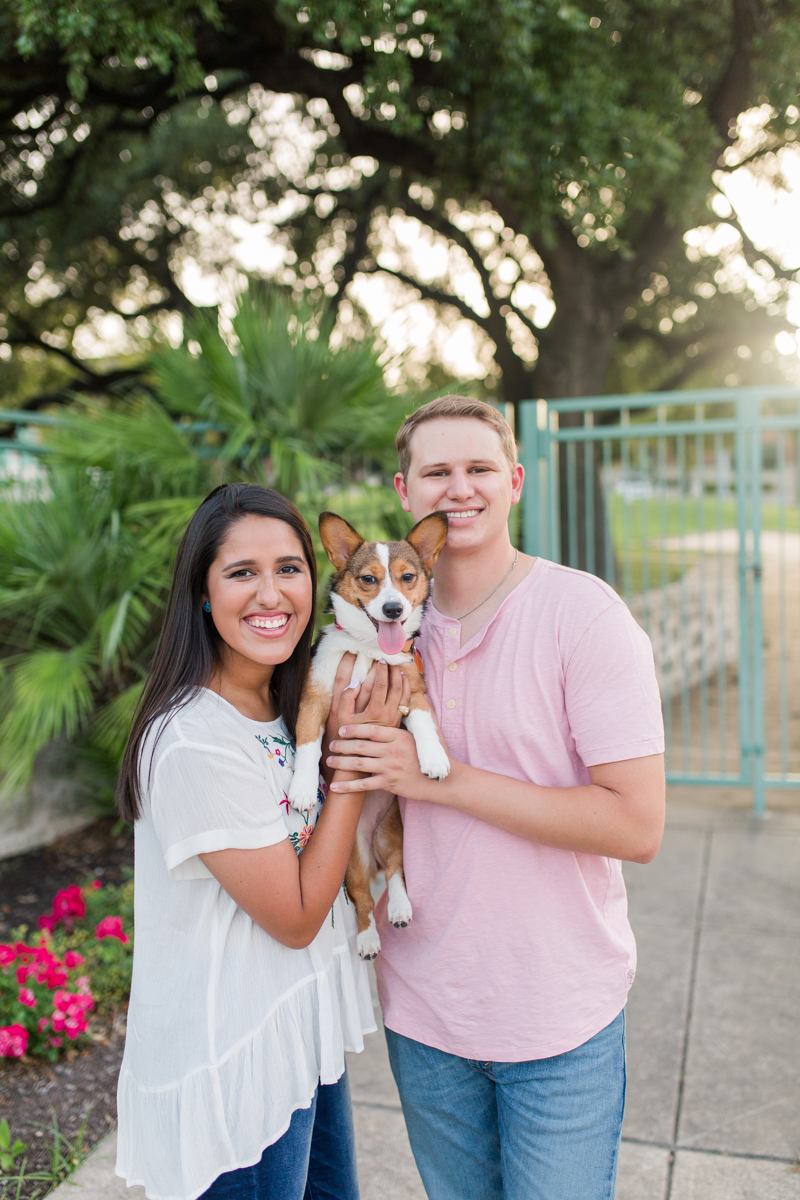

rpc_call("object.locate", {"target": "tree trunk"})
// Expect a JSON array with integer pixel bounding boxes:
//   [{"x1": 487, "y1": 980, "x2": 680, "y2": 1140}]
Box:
[{"x1": 511, "y1": 230, "x2": 627, "y2": 579}]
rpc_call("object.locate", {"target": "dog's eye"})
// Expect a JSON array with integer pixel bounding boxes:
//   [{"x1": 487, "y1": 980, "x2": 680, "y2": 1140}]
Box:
[
  {"x1": 401, "y1": 572, "x2": 416, "y2": 583},
  {"x1": 361, "y1": 574, "x2": 378, "y2": 585}
]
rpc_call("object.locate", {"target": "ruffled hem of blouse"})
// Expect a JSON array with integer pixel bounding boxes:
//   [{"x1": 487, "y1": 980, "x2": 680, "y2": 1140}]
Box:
[{"x1": 115, "y1": 945, "x2": 376, "y2": 1200}]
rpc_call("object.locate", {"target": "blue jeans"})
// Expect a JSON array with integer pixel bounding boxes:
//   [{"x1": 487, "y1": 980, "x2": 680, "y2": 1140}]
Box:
[
  {"x1": 199, "y1": 1072, "x2": 360, "y2": 1200},
  {"x1": 385, "y1": 1010, "x2": 626, "y2": 1200}
]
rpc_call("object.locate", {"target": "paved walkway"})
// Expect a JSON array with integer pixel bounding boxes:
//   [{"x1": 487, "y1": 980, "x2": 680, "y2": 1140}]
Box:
[{"x1": 51, "y1": 801, "x2": 800, "y2": 1199}]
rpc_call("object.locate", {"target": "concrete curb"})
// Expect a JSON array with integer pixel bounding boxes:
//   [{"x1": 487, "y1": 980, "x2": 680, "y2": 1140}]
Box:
[{"x1": 48, "y1": 1131, "x2": 143, "y2": 1199}]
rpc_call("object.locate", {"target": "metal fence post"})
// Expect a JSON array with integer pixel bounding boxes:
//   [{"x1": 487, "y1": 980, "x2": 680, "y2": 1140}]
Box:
[
  {"x1": 519, "y1": 401, "x2": 540, "y2": 557},
  {"x1": 749, "y1": 393, "x2": 766, "y2": 815}
]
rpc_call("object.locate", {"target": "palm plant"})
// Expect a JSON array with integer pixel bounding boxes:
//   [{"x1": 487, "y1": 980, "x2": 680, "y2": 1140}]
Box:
[
  {"x1": 151, "y1": 284, "x2": 406, "y2": 498},
  {"x1": 0, "y1": 467, "x2": 172, "y2": 797},
  {"x1": 0, "y1": 285, "x2": 412, "y2": 804}
]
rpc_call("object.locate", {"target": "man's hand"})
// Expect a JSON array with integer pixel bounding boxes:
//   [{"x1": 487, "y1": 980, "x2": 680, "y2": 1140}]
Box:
[{"x1": 328, "y1": 722, "x2": 431, "y2": 799}]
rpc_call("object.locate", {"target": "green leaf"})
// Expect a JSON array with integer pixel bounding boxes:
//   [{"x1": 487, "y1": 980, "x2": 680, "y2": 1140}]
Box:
[{"x1": 0, "y1": 644, "x2": 95, "y2": 789}]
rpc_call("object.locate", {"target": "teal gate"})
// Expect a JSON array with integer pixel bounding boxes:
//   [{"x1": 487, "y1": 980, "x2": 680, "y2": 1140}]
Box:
[{"x1": 519, "y1": 386, "x2": 800, "y2": 814}]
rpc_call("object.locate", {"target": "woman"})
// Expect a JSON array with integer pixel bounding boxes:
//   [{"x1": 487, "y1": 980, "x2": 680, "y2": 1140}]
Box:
[{"x1": 114, "y1": 483, "x2": 410, "y2": 1200}]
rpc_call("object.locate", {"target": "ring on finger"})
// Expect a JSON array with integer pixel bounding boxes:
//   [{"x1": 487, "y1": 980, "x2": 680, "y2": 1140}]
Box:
[{"x1": 398, "y1": 704, "x2": 411, "y2": 716}]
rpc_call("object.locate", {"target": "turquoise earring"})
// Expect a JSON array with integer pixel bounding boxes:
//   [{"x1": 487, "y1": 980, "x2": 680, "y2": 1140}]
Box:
[{"x1": 203, "y1": 600, "x2": 211, "y2": 613}]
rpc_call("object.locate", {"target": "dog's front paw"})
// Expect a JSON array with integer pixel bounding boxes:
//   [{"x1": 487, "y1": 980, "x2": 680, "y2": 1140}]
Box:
[
  {"x1": 417, "y1": 738, "x2": 451, "y2": 782},
  {"x1": 287, "y1": 744, "x2": 322, "y2": 812},
  {"x1": 406, "y1": 709, "x2": 451, "y2": 781},
  {"x1": 357, "y1": 915, "x2": 381, "y2": 960}
]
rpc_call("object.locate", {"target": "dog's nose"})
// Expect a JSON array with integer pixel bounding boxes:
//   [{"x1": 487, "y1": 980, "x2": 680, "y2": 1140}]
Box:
[{"x1": 382, "y1": 601, "x2": 403, "y2": 620}]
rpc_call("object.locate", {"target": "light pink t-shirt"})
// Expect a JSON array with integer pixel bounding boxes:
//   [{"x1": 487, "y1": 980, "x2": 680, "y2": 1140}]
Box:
[{"x1": 374, "y1": 557, "x2": 664, "y2": 1062}]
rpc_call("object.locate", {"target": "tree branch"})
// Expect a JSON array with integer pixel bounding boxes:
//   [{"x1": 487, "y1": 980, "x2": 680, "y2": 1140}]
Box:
[
  {"x1": 362, "y1": 262, "x2": 495, "y2": 334},
  {"x1": 390, "y1": 196, "x2": 543, "y2": 342},
  {"x1": 5, "y1": 335, "x2": 97, "y2": 378},
  {"x1": 715, "y1": 139, "x2": 787, "y2": 172},
  {"x1": 10, "y1": 366, "x2": 147, "y2": 415},
  {"x1": 5, "y1": 330, "x2": 146, "y2": 395},
  {"x1": 331, "y1": 180, "x2": 386, "y2": 308},
  {"x1": 726, "y1": 212, "x2": 800, "y2": 283}
]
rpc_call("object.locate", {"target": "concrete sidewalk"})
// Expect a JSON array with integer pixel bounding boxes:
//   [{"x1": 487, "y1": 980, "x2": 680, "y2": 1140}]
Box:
[
  {"x1": 51, "y1": 802, "x2": 800, "y2": 1199},
  {"x1": 618, "y1": 802, "x2": 800, "y2": 1200}
]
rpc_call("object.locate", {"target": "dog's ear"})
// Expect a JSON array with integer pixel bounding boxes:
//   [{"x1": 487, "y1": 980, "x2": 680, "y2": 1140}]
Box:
[
  {"x1": 319, "y1": 512, "x2": 365, "y2": 569},
  {"x1": 405, "y1": 511, "x2": 449, "y2": 570}
]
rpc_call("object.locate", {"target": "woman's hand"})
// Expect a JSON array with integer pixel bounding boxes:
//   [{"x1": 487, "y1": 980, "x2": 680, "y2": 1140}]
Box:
[
  {"x1": 321, "y1": 658, "x2": 411, "y2": 784},
  {"x1": 335, "y1": 660, "x2": 411, "y2": 731},
  {"x1": 321, "y1": 653, "x2": 357, "y2": 785}
]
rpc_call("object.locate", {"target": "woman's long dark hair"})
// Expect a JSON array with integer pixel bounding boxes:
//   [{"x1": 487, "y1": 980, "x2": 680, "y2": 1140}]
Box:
[{"x1": 117, "y1": 483, "x2": 317, "y2": 822}]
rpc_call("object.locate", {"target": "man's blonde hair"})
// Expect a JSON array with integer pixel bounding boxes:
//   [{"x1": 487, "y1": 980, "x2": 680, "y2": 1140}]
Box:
[{"x1": 395, "y1": 395, "x2": 517, "y2": 478}]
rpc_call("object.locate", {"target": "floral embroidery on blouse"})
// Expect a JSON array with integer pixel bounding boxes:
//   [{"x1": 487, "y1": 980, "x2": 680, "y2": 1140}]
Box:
[
  {"x1": 289, "y1": 825, "x2": 315, "y2": 853},
  {"x1": 255, "y1": 733, "x2": 294, "y2": 769},
  {"x1": 255, "y1": 731, "x2": 326, "y2": 858}
]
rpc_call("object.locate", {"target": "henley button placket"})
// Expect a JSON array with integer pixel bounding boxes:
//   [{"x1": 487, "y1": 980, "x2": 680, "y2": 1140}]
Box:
[{"x1": 441, "y1": 623, "x2": 464, "y2": 727}]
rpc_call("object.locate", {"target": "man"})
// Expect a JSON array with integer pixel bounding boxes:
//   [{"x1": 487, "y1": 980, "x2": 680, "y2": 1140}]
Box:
[{"x1": 327, "y1": 395, "x2": 665, "y2": 1200}]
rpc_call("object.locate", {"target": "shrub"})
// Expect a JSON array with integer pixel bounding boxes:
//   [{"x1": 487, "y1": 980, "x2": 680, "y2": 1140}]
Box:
[
  {"x1": 50, "y1": 880, "x2": 134, "y2": 1018},
  {"x1": 0, "y1": 878, "x2": 134, "y2": 1059},
  {"x1": 0, "y1": 940, "x2": 94, "y2": 1060}
]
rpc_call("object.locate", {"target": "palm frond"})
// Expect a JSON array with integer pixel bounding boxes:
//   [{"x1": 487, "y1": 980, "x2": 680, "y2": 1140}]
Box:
[{"x1": 0, "y1": 645, "x2": 96, "y2": 789}]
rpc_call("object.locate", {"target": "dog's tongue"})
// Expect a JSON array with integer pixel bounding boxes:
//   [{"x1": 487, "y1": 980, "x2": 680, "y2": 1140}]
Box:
[{"x1": 377, "y1": 621, "x2": 407, "y2": 656}]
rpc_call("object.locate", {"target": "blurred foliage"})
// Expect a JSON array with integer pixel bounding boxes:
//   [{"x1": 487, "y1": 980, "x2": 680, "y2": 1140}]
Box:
[
  {"x1": 0, "y1": 287, "x2": 410, "y2": 800},
  {"x1": 0, "y1": 1, "x2": 798, "y2": 410}
]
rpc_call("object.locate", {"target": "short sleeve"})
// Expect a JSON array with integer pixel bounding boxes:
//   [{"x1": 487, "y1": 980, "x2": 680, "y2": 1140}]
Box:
[
  {"x1": 565, "y1": 601, "x2": 665, "y2": 767},
  {"x1": 150, "y1": 741, "x2": 288, "y2": 881}
]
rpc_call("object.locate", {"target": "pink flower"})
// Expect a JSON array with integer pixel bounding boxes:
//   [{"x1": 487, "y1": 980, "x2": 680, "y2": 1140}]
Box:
[
  {"x1": 0, "y1": 1024, "x2": 28, "y2": 1058},
  {"x1": 64, "y1": 951, "x2": 84, "y2": 969},
  {"x1": 52, "y1": 885, "x2": 86, "y2": 925},
  {"x1": 91, "y1": 880, "x2": 102, "y2": 889},
  {"x1": 49, "y1": 1037, "x2": 62, "y2": 1048},
  {"x1": 40, "y1": 963, "x2": 67, "y2": 988},
  {"x1": 52, "y1": 989, "x2": 94, "y2": 1037},
  {"x1": 16, "y1": 965, "x2": 31, "y2": 986},
  {"x1": 37, "y1": 1017, "x2": 49, "y2": 1033},
  {"x1": 18, "y1": 988, "x2": 36, "y2": 1009},
  {"x1": 95, "y1": 916, "x2": 129, "y2": 944},
  {"x1": 0, "y1": 944, "x2": 16, "y2": 967},
  {"x1": 38, "y1": 884, "x2": 86, "y2": 933}
]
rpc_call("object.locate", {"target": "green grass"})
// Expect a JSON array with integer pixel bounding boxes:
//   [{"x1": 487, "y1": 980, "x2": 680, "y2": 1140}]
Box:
[
  {"x1": 0, "y1": 1111, "x2": 91, "y2": 1200},
  {"x1": 609, "y1": 494, "x2": 800, "y2": 547}
]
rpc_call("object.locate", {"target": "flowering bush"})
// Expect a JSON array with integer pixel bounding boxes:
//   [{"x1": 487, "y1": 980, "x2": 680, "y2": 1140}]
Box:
[
  {"x1": 0, "y1": 940, "x2": 94, "y2": 1059},
  {"x1": 0, "y1": 876, "x2": 133, "y2": 1060}
]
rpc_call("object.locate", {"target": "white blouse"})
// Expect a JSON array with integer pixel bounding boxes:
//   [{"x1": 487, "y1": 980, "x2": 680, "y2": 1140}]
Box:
[{"x1": 115, "y1": 689, "x2": 375, "y2": 1200}]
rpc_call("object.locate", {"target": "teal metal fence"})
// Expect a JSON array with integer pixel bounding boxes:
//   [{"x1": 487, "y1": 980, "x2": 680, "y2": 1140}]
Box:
[{"x1": 519, "y1": 386, "x2": 800, "y2": 814}]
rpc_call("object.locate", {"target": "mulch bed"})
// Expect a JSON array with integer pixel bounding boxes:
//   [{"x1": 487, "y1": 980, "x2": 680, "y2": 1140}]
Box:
[{"x1": 0, "y1": 819, "x2": 133, "y2": 1194}]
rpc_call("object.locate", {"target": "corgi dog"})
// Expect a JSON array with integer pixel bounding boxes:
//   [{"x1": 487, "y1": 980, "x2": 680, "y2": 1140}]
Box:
[{"x1": 287, "y1": 510, "x2": 450, "y2": 959}]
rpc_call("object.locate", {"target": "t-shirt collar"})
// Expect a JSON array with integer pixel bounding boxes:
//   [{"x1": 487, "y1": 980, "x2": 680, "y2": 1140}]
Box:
[{"x1": 424, "y1": 557, "x2": 546, "y2": 655}]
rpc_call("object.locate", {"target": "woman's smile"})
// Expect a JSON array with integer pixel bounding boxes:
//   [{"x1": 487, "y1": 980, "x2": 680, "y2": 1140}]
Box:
[{"x1": 243, "y1": 611, "x2": 292, "y2": 635}]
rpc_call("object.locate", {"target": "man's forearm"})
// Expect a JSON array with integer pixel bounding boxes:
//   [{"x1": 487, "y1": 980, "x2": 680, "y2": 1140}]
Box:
[{"x1": 414, "y1": 755, "x2": 665, "y2": 864}]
